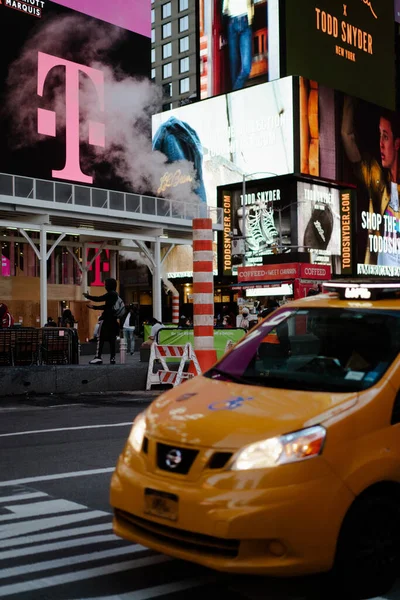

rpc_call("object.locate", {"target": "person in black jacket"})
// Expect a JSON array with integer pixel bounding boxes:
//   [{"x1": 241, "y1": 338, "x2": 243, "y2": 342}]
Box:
[{"x1": 83, "y1": 278, "x2": 120, "y2": 365}]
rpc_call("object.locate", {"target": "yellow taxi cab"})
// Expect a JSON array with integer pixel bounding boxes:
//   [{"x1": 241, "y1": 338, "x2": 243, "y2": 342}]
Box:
[{"x1": 110, "y1": 281, "x2": 400, "y2": 596}]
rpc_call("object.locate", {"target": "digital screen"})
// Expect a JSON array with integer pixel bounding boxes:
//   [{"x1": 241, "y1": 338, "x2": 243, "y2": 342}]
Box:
[
  {"x1": 299, "y1": 77, "x2": 400, "y2": 277},
  {"x1": 218, "y1": 178, "x2": 296, "y2": 275},
  {"x1": 153, "y1": 77, "x2": 294, "y2": 276},
  {"x1": 199, "y1": 0, "x2": 280, "y2": 100},
  {"x1": 0, "y1": 1, "x2": 151, "y2": 191},
  {"x1": 286, "y1": 0, "x2": 395, "y2": 110},
  {"x1": 296, "y1": 181, "x2": 342, "y2": 270}
]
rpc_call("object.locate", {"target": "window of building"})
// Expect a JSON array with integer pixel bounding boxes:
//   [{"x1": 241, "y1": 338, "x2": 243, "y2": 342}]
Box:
[
  {"x1": 163, "y1": 83, "x2": 172, "y2": 97},
  {"x1": 179, "y1": 77, "x2": 190, "y2": 94},
  {"x1": 179, "y1": 57, "x2": 189, "y2": 73},
  {"x1": 151, "y1": 29, "x2": 155, "y2": 43},
  {"x1": 179, "y1": 0, "x2": 188, "y2": 11},
  {"x1": 162, "y1": 42, "x2": 172, "y2": 59},
  {"x1": 151, "y1": 8, "x2": 155, "y2": 23},
  {"x1": 163, "y1": 63, "x2": 172, "y2": 79},
  {"x1": 151, "y1": 68, "x2": 156, "y2": 80},
  {"x1": 162, "y1": 2, "x2": 171, "y2": 18},
  {"x1": 162, "y1": 22, "x2": 172, "y2": 38},
  {"x1": 151, "y1": 48, "x2": 156, "y2": 63},
  {"x1": 179, "y1": 16, "x2": 189, "y2": 32},
  {"x1": 162, "y1": 103, "x2": 172, "y2": 111},
  {"x1": 179, "y1": 36, "x2": 189, "y2": 52}
]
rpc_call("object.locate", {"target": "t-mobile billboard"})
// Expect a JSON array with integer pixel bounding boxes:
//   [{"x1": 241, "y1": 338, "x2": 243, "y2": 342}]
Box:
[{"x1": 0, "y1": 0, "x2": 153, "y2": 192}]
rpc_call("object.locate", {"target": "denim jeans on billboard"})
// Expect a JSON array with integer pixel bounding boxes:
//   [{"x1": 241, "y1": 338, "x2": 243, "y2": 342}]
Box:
[{"x1": 227, "y1": 14, "x2": 252, "y2": 91}]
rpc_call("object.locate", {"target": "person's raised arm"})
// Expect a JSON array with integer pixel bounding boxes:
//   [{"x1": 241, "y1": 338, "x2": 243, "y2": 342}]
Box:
[{"x1": 341, "y1": 96, "x2": 362, "y2": 164}]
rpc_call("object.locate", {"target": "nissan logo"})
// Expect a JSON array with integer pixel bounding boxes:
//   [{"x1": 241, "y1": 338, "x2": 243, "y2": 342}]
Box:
[{"x1": 165, "y1": 449, "x2": 182, "y2": 469}]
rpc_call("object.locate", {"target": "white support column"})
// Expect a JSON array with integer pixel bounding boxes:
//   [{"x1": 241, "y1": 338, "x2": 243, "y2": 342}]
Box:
[
  {"x1": 81, "y1": 243, "x2": 88, "y2": 295},
  {"x1": 152, "y1": 238, "x2": 162, "y2": 322},
  {"x1": 110, "y1": 249, "x2": 117, "y2": 280},
  {"x1": 40, "y1": 227, "x2": 47, "y2": 327}
]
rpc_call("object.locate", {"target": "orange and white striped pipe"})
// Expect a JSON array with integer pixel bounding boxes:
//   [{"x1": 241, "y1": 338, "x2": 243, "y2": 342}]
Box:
[
  {"x1": 172, "y1": 293, "x2": 179, "y2": 324},
  {"x1": 193, "y1": 218, "x2": 214, "y2": 353}
]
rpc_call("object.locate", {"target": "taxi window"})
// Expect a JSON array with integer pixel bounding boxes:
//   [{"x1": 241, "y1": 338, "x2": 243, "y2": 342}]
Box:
[{"x1": 206, "y1": 308, "x2": 400, "y2": 393}]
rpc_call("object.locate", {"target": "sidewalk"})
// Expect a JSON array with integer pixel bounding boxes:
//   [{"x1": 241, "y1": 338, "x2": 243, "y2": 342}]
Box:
[{"x1": 0, "y1": 350, "x2": 150, "y2": 398}]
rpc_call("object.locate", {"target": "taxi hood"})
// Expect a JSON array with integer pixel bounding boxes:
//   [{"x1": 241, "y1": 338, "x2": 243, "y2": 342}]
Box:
[{"x1": 145, "y1": 376, "x2": 358, "y2": 449}]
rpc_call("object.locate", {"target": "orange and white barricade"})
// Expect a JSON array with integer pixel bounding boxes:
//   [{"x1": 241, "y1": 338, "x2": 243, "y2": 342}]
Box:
[{"x1": 146, "y1": 343, "x2": 201, "y2": 390}]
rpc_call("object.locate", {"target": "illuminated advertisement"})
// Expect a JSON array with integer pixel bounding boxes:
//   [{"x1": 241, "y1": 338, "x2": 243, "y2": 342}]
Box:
[
  {"x1": 296, "y1": 181, "x2": 341, "y2": 269},
  {"x1": 286, "y1": 0, "x2": 395, "y2": 110},
  {"x1": 152, "y1": 77, "x2": 294, "y2": 208},
  {"x1": 217, "y1": 177, "x2": 296, "y2": 275},
  {"x1": 199, "y1": 0, "x2": 280, "y2": 99},
  {"x1": 0, "y1": 0, "x2": 151, "y2": 191},
  {"x1": 299, "y1": 77, "x2": 400, "y2": 277}
]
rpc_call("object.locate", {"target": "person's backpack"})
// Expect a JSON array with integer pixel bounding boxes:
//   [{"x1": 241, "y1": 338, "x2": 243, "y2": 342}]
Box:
[{"x1": 112, "y1": 296, "x2": 126, "y2": 319}]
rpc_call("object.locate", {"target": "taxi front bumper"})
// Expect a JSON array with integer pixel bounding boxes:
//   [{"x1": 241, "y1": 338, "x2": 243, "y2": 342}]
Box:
[{"x1": 110, "y1": 456, "x2": 354, "y2": 576}]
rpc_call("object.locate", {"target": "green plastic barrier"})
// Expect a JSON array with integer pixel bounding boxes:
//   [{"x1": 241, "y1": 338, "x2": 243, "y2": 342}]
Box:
[
  {"x1": 156, "y1": 328, "x2": 246, "y2": 361},
  {"x1": 143, "y1": 323, "x2": 174, "y2": 342}
]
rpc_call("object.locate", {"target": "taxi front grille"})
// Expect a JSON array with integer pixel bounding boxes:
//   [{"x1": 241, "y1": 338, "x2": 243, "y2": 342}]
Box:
[
  {"x1": 156, "y1": 443, "x2": 198, "y2": 475},
  {"x1": 115, "y1": 509, "x2": 240, "y2": 558}
]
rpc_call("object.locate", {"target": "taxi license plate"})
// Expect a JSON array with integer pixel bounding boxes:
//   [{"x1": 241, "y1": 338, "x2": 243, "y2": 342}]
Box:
[{"x1": 144, "y1": 488, "x2": 178, "y2": 521}]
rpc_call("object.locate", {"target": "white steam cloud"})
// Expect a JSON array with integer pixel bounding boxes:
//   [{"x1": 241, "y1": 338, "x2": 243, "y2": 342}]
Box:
[{"x1": 3, "y1": 14, "x2": 200, "y2": 200}]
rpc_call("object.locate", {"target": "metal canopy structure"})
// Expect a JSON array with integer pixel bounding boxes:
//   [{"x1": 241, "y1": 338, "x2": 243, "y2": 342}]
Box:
[{"x1": 0, "y1": 173, "x2": 222, "y2": 325}]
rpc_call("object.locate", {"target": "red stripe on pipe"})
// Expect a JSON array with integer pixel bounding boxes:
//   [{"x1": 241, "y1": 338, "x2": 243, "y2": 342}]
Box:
[
  {"x1": 193, "y1": 218, "x2": 213, "y2": 230},
  {"x1": 193, "y1": 262, "x2": 214, "y2": 273},
  {"x1": 194, "y1": 325, "x2": 214, "y2": 337},
  {"x1": 193, "y1": 304, "x2": 214, "y2": 315},
  {"x1": 193, "y1": 240, "x2": 213, "y2": 251},
  {"x1": 193, "y1": 282, "x2": 213, "y2": 293}
]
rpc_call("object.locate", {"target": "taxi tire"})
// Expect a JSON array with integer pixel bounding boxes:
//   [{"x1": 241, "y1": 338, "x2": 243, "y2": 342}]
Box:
[{"x1": 333, "y1": 493, "x2": 400, "y2": 598}]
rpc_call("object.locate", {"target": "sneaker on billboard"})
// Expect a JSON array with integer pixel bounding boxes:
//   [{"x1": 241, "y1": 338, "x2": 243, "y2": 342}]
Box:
[{"x1": 89, "y1": 357, "x2": 103, "y2": 365}]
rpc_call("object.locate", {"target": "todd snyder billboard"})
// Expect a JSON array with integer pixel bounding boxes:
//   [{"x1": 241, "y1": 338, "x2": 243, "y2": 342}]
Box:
[
  {"x1": 0, "y1": 0, "x2": 151, "y2": 192},
  {"x1": 285, "y1": 0, "x2": 395, "y2": 110},
  {"x1": 299, "y1": 76, "x2": 400, "y2": 277},
  {"x1": 219, "y1": 175, "x2": 351, "y2": 276}
]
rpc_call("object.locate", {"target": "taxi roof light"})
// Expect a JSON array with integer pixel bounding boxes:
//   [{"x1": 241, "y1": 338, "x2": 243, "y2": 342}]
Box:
[{"x1": 322, "y1": 280, "x2": 400, "y2": 301}]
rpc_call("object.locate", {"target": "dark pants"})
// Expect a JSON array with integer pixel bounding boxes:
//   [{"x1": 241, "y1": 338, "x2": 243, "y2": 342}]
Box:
[{"x1": 96, "y1": 320, "x2": 118, "y2": 359}]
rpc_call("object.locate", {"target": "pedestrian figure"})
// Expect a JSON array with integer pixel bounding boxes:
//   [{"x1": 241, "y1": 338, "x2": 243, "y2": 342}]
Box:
[{"x1": 83, "y1": 278, "x2": 121, "y2": 365}]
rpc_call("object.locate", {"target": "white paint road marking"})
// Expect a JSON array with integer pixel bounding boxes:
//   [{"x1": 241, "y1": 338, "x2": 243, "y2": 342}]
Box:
[
  {"x1": 73, "y1": 577, "x2": 217, "y2": 600},
  {"x1": 0, "y1": 422, "x2": 133, "y2": 438},
  {"x1": 0, "y1": 544, "x2": 147, "y2": 579},
  {"x1": 0, "y1": 499, "x2": 87, "y2": 522},
  {"x1": 0, "y1": 510, "x2": 108, "y2": 540},
  {"x1": 0, "y1": 533, "x2": 120, "y2": 560},
  {"x1": 0, "y1": 492, "x2": 47, "y2": 503},
  {"x1": 0, "y1": 554, "x2": 170, "y2": 597},
  {"x1": 0, "y1": 467, "x2": 115, "y2": 487},
  {"x1": 1, "y1": 522, "x2": 111, "y2": 548}
]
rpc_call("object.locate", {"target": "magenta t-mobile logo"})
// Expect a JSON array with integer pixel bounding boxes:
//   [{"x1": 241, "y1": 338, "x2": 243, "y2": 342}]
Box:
[{"x1": 37, "y1": 51, "x2": 105, "y2": 184}]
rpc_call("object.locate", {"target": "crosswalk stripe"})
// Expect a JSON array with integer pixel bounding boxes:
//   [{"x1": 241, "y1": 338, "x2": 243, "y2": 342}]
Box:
[
  {"x1": 0, "y1": 544, "x2": 147, "y2": 579},
  {"x1": 0, "y1": 510, "x2": 108, "y2": 539},
  {"x1": 0, "y1": 492, "x2": 47, "y2": 503},
  {"x1": 0, "y1": 554, "x2": 170, "y2": 597},
  {"x1": 0, "y1": 499, "x2": 88, "y2": 522},
  {"x1": 0, "y1": 468, "x2": 115, "y2": 487},
  {"x1": 73, "y1": 576, "x2": 217, "y2": 600},
  {"x1": 0, "y1": 533, "x2": 122, "y2": 560},
  {"x1": 0, "y1": 422, "x2": 133, "y2": 438},
  {"x1": 2, "y1": 522, "x2": 111, "y2": 547}
]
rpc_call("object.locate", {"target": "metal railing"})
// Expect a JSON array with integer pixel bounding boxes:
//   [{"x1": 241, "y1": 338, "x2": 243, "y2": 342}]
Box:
[{"x1": 0, "y1": 173, "x2": 223, "y2": 229}]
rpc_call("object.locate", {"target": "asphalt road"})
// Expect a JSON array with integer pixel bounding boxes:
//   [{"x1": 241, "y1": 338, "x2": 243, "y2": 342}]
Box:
[{"x1": 1, "y1": 393, "x2": 400, "y2": 600}]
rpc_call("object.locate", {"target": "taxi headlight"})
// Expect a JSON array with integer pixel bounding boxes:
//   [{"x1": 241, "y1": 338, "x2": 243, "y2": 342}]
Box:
[
  {"x1": 231, "y1": 426, "x2": 326, "y2": 471},
  {"x1": 128, "y1": 412, "x2": 147, "y2": 453}
]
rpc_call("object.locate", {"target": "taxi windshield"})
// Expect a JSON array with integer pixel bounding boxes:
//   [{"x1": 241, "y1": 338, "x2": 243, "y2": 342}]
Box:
[{"x1": 205, "y1": 307, "x2": 400, "y2": 392}]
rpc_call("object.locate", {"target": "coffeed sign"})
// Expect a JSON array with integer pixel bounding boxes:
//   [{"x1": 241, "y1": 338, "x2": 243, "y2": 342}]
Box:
[{"x1": 285, "y1": 0, "x2": 395, "y2": 110}]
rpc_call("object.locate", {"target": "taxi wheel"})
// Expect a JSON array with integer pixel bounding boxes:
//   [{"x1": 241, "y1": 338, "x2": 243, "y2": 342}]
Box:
[{"x1": 333, "y1": 493, "x2": 400, "y2": 598}]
